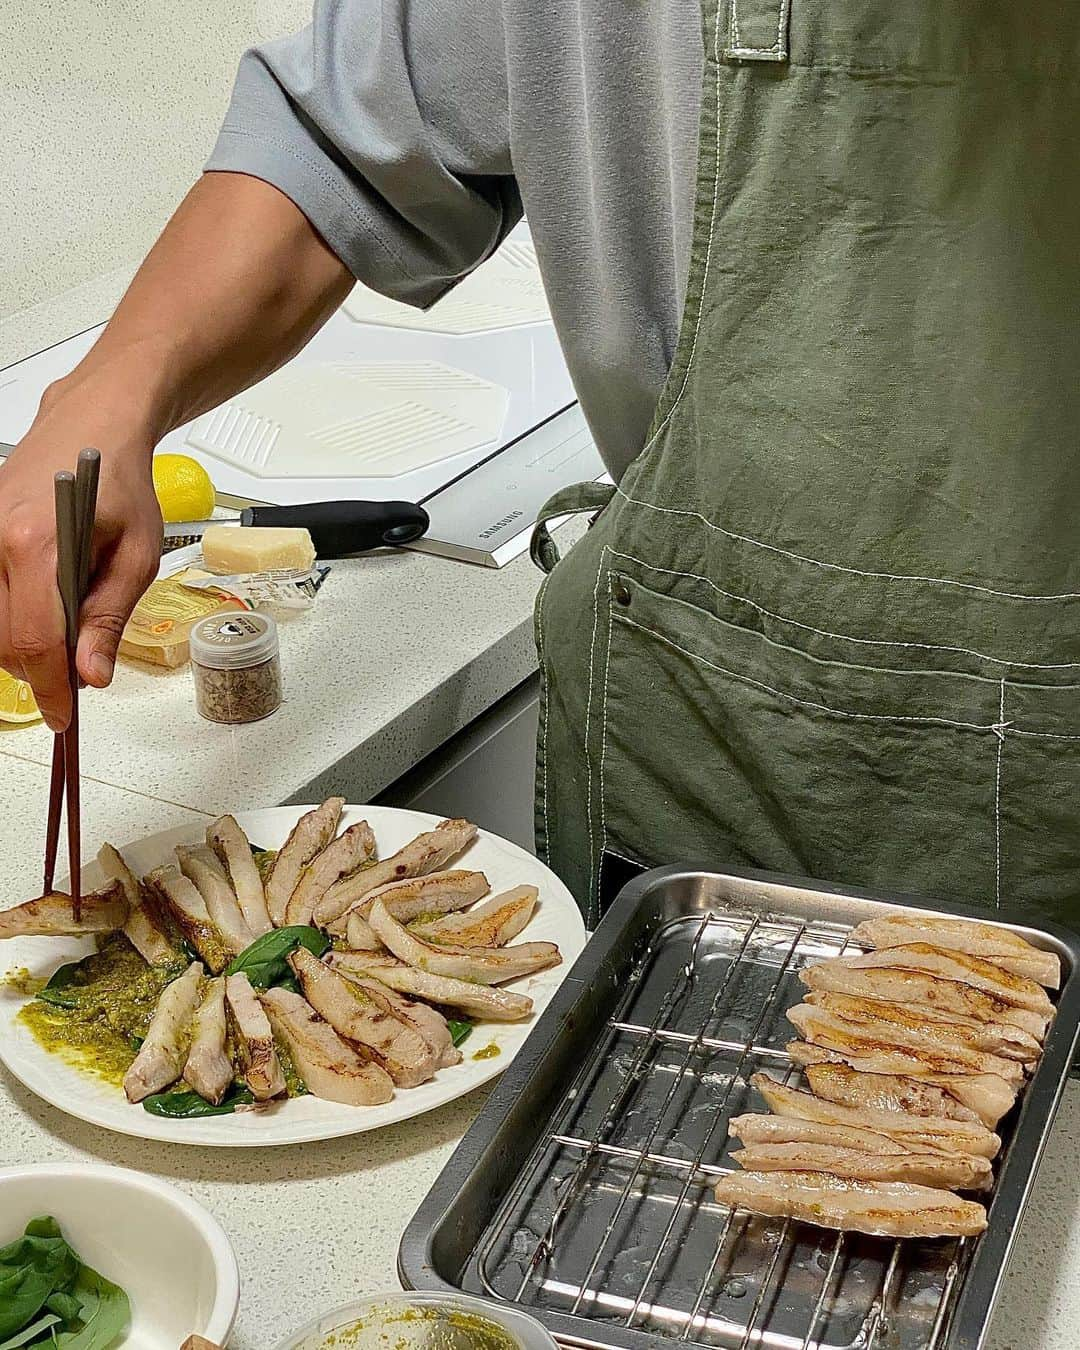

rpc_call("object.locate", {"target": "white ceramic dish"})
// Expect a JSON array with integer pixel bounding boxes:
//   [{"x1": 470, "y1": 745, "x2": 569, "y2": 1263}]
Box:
[
  {"x1": 0, "y1": 1163, "x2": 239, "y2": 1348},
  {"x1": 0, "y1": 805, "x2": 587, "y2": 1147},
  {"x1": 273, "y1": 1291, "x2": 558, "y2": 1350}
]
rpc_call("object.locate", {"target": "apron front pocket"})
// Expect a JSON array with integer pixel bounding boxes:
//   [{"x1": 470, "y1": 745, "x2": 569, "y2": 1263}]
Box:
[{"x1": 597, "y1": 570, "x2": 1006, "y2": 911}]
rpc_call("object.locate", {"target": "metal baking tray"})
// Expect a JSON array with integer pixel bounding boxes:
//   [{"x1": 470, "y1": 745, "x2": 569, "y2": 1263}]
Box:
[{"x1": 399, "y1": 865, "x2": 1080, "y2": 1350}]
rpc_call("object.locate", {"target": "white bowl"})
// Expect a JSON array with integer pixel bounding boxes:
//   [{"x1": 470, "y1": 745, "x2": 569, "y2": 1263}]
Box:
[
  {"x1": 0, "y1": 1163, "x2": 239, "y2": 1348},
  {"x1": 274, "y1": 1292, "x2": 559, "y2": 1350}
]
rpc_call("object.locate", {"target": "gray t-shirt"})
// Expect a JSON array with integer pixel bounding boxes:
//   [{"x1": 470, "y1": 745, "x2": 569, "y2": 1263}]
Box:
[{"x1": 206, "y1": 0, "x2": 704, "y2": 479}]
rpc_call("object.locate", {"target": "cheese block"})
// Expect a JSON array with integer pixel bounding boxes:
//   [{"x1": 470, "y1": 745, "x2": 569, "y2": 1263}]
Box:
[{"x1": 201, "y1": 525, "x2": 316, "y2": 576}]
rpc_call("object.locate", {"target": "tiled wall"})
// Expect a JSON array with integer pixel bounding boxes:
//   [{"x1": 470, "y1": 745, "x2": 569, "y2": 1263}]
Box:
[{"x1": 1, "y1": 0, "x2": 311, "y2": 363}]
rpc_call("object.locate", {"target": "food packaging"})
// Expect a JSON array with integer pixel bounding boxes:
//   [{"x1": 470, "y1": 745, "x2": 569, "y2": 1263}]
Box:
[
  {"x1": 119, "y1": 577, "x2": 245, "y2": 669},
  {"x1": 190, "y1": 612, "x2": 283, "y2": 724}
]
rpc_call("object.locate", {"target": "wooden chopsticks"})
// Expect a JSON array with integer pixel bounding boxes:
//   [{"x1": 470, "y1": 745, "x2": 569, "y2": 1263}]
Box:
[{"x1": 42, "y1": 448, "x2": 100, "y2": 922}]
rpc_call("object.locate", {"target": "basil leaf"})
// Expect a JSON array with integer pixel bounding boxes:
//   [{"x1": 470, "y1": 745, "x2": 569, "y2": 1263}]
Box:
[
  {"x1": 143, "y1": 1085, "x2": 254, "y2": 1119},
  {"x1": 33, "y1": 963, "x2": 85, "y2": 1009},
  {"x1": 448, "y1": 1019, "x2": 473, "y2": 1048},
  {"x1": 224, "y1": 926, "x2": 328, "y2": 991},
  {"x1": 0, "y1": 1312, "x2": 61, "y2": 1350},
  {"x1": 44, "y1": 1292, "x2": 81, "y2": 1322},
  {"x1": 0, "y1": 1221, "x2": 79, "y2": 1339},
  {"x1": 53, "y1": 1264, "x2": 130, "y2": 1349}
]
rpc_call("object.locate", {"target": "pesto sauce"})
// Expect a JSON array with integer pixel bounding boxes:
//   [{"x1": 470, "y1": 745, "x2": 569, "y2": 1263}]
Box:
[
  {"x1": 472, "y1": 1043, "x2": 501, "y2": 1061},
  {"x1": 16, "y1": 936, "x2": 184, "y2": 1088},
  {"x1": 322, "y1": 1306, "x2": 520, "y2": 1350}
]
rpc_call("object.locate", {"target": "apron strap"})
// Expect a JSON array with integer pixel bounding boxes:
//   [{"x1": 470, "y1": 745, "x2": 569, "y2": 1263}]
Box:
[{"x1": 531, "y1": 481, "x2": 616, "y2": 573}]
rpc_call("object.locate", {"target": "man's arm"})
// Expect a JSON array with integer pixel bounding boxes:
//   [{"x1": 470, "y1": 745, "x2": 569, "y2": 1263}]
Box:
[{"x1": 0, "y1": 172, "x2": 353, "y2": 730}]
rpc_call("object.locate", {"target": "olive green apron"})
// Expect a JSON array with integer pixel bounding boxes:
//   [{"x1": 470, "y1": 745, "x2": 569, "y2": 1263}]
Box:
[{"x1": 533, "y1": 0, "x2": 1080, "y2": 929}]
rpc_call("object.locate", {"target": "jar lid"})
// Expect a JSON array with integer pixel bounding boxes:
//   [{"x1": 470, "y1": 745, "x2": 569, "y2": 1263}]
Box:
[{"x1": 189, "y1": 611, "x2": 278, "y2": 670}]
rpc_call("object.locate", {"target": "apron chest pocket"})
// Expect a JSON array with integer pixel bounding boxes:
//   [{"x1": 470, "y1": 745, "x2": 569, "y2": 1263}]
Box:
[
  {"x1": 597, "y1": 570, "x2": 1004, "y2": 910},
  {"x1": 722, "y1": 0, "x2": 791, "y2": 62}
]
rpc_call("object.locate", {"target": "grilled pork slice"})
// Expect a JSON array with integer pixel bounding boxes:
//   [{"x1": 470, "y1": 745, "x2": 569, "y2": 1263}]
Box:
[
  {"x1": 146, "y1": 866, "x2": 230, "y2": 973},
  {"x1": 123, "y1": 961, "x2": 205, "y2": 1102},
  {"x1": 183, "y1": 977, "x2": 233, "y2": 1104},
  {"x1": 410, "y1": 885, "x2": 539, "y2": 948},
  {"x1": 367, "y1": 899, "x2": 560, "y2": 984},
  {"x1": 97, "y1": 843, "x2": 181, "y2": 965},
  {"x1": 804, "y1": 991, "x2": 1041, "y2": 1064},
  {"x1": 753, "y1": 1073, "x2": 1001, "y2": 1158},
  {"x1": 315, "y1": 820, "x2": 479, "y2": 928},
  {"x1": 730, "y1": 1113, "x2": 907, "y2": 1154},
  {"x1": 207, "y1": 815, "x2": 273, "y2": 936},
  {"x1": 264, "y1": 798, "x2": 344, "y2": 926},
  {"x1": 346, "y1": 974, "x2": 461, "y2": 1068},
  {"x1": 284, "y1": 820, "x2": 377, "y2": 927},
  {"x1": 802, "y1": 1061, "x2": 979, "y2": 1123},
  {"x1": 714, "y1": 1171, "x2": 987, "y2": 1238},
  {"x1": 788, "y1": 1043, "x2": 1016, "y2": 1129},
  {"x1": 852, "y1": 914, "x2": 1060, "y2": 989},
  {"x1": 176, "y1": 845, "x2": 255, "y2": 957},
  {"x1": 788, "y1": 1003, "x2": 1025, "y2": 1085},
  {"x1": 730, "y1": 1144, "x2": 992, "y2": 1192},
  {"x1": 799, "y1": 962, "x2": 1050, "y2": 1041},
  {"x1": 225, "y1": 972, "x2": 286, "y2": 1100},
  {"x1": 260, "y1": 986, "x2": 394, "y2": 1105},
  {"x1": 342, "y1": 869, "x2": 491, "y2": 948},
  {"x1": 328, "y1": 952, "x2": 534, "y2": 1021},
  {"x1": 0, "y1": 882, "x2": 128, "y2": 939},
  {"x1": 815, "y1": 944, "x2": 1053, "y2": 1017},
  {"x1": 289, "y1": 948, "x2": 437, "y2": 1087}
]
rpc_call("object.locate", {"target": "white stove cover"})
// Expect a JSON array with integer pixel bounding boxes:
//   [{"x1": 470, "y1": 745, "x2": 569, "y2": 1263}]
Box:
[{"x1": 187, "y1": 360, "x2": 509, "y2": 479}]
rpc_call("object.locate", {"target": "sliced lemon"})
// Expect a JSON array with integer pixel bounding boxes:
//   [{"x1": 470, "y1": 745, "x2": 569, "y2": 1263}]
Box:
[
  {"x1": 152, "y1": 454, "x2": 216, "y2": 524},
  {"x1": 0, "y1": 669, "x2": 42, "y2": 724}
]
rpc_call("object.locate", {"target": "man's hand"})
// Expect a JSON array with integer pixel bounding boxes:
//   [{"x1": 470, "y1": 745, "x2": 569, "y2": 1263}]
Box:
[
  {"x1": 0, "y1": 173, "x2": 352, "y2": 732},
  {"x1": 0, "y1": 391, "x2": 162, "y2": 732}
]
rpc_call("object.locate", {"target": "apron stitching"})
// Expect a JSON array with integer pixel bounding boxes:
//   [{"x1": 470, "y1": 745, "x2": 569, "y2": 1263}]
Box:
[
  {"x1": 994, "y1": 679, "x2": 1008, "y2": 910},
  {"x1": 1011, "y1": 729, "x2": 1080, "y2": 741},
  {"x1": 603, "y1": 845, "x2": 642, "y2": 869},
  {"x1": 537, "y1": 572, "x2": 553, "y2": 862},
  {"x1": 598, "y1": 566, "x2": 616, "y2": 920},
  {"x1": 608, "y1": 547, "x2": 1080, "y2": 673},
  {"x1": 728, "y1": 0, "x2": 789, "y2": 56},
  {"x1": 615, "y1": 611, "x2": 999, "y2": 733},
  {"x1": 612, "y1": 483, "x2": 1080, "y2": 604},
  {"x1": 584, "y1": 546, "x2": 611, "y2": 915}
]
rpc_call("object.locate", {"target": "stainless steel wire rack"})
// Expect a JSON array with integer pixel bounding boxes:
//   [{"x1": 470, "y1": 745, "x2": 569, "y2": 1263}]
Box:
[{"x1": 400, "y1": 866, "x2": 1080, "y2": 1350}]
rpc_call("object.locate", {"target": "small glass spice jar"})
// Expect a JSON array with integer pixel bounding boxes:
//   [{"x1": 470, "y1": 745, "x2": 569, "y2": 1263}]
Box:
[{"x1": 190, "y1": 612, "x2": 283, "y2": 724}]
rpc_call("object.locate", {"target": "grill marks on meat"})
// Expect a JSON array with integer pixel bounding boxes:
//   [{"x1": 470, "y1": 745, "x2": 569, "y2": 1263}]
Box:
[
  {"x1": 729, "y1": 1143, "x2": 992, "y2": 1192},
  {"x1": 816, "y1": 944, "x2": 1053, "y2": 1017},
  {"x1": 176, "y1": 845, "x2": 256, "y2": 957},
  {"x1": 283, "y1": 820, "x2": 377, "y2": 927},
  {"x1": 315, "y1": 819, "x2": 479, "y2": 928},
  {"x1": 752, "y1": 1074, "x2": 1001, "y2": 1158},
  {"x1": 787, "y1": 1043, "x2": 1017, "y2": 1130},
  {"x1": 0, "y1": 882, "x2": 129, "y2": 939},
  {"x1": 343, "y1": 870, "x2": 489, "y2": 950},
  {"x1": 410, "y1": 885, "x2": 538, "y2": 948},
  {"x1": 289, "y1": 948, "x2": 437, "y2": 1087},
  {"x1": 226, "y1": 972, "x2": 286, "y2": 1100},
  {"x1": 146, "y1": 866, "x2": 231, "y2": 973},
  {"x1": 713, "y1": 1171, "x2": 987, "y2": 1239},
  {"x1": 183, "y1": 977, "x2": 233, "y2": 1105},
  {"x1": 787, "y1": 1002, "x2": 1025, "y2": 1085},
  {"x1": 207, "y1": 815, "x2": 273, "y2": 936},
  {"x1": 367, "y1": 899, "x2": 560, "y2": 985},
  {"x1": 851, "y1": 915, "x2": 1060, "y2": 989},
  {"x1": 801, "y1": 1061, "x2": 980, "y2": 1124},
  {"x1": 799, "y1": 962, "x2": 1049, "y2": 1041},
  {"x1": 98, "y1": 843, "x2": 181, "y2": 965},
  {"x1": 123, "y1": 962, "x2": 205, "y2": 1102},
  {"x1": 260, "y1": 986, "x2": 394, "y2": 1106},
  {"x1": 803, "y1": 991, "x2": 1041, "y2": 1063},
  {"x1": 327, "y1": 952, "x2": 534, "y2": 1021},
  {"x1": 265, "y1": 797, "x2": 344, "y2": 927}
]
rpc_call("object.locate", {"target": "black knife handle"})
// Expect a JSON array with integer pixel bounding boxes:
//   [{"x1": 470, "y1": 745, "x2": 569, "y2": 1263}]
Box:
[{"x1": 243, "y1": 500, "x2": 429, "y2": 557}]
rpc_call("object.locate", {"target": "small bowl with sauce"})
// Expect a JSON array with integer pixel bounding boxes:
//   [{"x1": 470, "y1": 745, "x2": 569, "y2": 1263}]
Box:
[{"x1": 273, "y1": 1292, "x2": 558, "y2": 1350}]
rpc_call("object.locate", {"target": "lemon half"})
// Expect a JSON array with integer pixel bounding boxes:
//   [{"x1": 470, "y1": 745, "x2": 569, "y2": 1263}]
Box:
[
  {"x1": 0, "y1": 669, "x2": 42, "y2": 724},
  {"x1": 152, "y1": 454, "x2": 216, "y2": 524}
]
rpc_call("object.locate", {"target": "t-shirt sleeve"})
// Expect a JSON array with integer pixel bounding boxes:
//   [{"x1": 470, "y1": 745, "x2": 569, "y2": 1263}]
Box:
[{"x1": 205, "y1": 0, "x2": 521, "y2": 307}]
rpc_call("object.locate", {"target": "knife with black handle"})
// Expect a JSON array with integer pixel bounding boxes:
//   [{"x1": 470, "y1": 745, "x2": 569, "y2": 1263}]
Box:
[{"x1": 164, "y1": 499, "x2": 430, "y2": 556}]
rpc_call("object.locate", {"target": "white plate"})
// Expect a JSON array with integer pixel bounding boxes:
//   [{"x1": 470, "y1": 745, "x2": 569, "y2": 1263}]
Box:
[{"x1": 0, "y1": 806, "x2": 586, "y2": 1147}]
